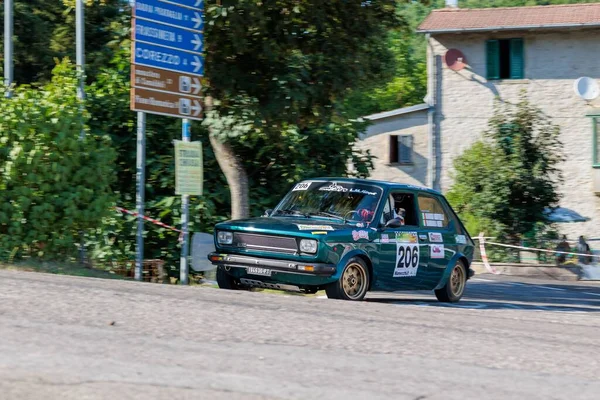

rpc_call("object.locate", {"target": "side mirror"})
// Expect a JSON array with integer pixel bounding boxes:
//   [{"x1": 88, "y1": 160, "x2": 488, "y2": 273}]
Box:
[
  {"x1": 264, "y1": 209, "x2": 273, "y2": 217},
  {"x1": 385, "y1": 218, "x2": 403, "y2": 229}
]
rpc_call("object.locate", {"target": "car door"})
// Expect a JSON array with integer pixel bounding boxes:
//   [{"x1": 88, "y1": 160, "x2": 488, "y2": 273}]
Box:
[
  {"x1": 374, "y1": 190, "x2": 431, "y2": 291},
  {"x1": 416, "y1": 194, "x2": 453, "y2": 289}
]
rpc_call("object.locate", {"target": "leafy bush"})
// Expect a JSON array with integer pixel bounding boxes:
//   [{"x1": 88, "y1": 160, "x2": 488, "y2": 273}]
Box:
[{"x1": 0, "y1": 60, "x2": 116, "y2": 261}]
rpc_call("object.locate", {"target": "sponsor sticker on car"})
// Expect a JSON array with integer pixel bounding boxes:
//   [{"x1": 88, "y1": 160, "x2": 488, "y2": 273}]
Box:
[
  {"x1": 428, "y1": 232, "x2": 443, "y2": 243},
  {"x1": 430, "y1": 244, "x2": 444, "y2": 259}
]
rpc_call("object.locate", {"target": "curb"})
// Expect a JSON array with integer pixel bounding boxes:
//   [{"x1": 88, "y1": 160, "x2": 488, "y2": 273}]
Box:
[{"x1": 471, "y1": 262, "x2": 582, "y2": 281}]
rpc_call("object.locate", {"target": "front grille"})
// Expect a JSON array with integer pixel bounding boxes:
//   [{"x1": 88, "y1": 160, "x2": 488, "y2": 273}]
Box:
[{"x1": 233, "y1": 232, "x2": 298, "y2": 254}]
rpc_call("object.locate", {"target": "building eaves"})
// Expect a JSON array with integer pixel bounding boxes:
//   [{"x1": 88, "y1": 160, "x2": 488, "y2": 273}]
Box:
[{"x1": 363, "y1": 103, "x2": 430, "y2": 121}]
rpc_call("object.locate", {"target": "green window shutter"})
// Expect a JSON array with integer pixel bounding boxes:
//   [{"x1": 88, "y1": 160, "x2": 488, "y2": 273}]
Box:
[
  {"x1": 509, "y1": 38, "x2": 524, "y2": 79},
  {"x1": 486, "y1": 40, "x2": 500, "y2": 80}
]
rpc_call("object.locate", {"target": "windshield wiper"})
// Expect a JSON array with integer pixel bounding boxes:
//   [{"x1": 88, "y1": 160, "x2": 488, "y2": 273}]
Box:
[
  {"x1": 273, "y1": 209, "x2": 310, "y2": 218},
  {"x1": 307, "y1": 211, "x2": 344, "y2": 221}
]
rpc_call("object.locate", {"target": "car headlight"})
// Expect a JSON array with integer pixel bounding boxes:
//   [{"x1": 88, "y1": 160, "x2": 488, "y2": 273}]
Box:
[
  {"x1": 217, "y1": 231, "x2": 233, "y2": 245},
  {"x1": 299, "y1": 239, "x2": 318, "y2": 254}
]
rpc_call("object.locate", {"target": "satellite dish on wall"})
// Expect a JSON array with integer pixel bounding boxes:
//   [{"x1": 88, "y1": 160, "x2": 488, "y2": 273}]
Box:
[
  {"x1": 574, "y1": 77, "x2": 600, "y2": 101},
  {"x1": 444, "y1": 48, "x2": 467, "y2": 71}
]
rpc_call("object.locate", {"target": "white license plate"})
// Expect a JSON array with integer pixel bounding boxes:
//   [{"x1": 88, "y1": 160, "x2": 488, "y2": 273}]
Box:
[{"x1": 247, "y1": 267, "x2": 272, "y2": 277}]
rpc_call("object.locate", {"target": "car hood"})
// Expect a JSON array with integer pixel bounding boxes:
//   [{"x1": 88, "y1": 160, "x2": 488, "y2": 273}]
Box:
[{"x1": 215, "y1": 216, "x2": 361, "y2": 237}]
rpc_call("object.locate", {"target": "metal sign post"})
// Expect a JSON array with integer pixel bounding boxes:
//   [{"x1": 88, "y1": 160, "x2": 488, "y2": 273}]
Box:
[
  {"x1": 4, "y1": 0, "x2": 13, "y2": 98},
  {"x1": 180, "y1": 119, "x2": 191, "y2": 285},
  {"x1": 131, "y1": 0, "x2": 204, "y2": 284},
  {"x1": 135, "y1": 112, "x2": 146, "y2": 281},
  {"x1": 76, "y1": 0, "x2": 85, "y2": 132}
]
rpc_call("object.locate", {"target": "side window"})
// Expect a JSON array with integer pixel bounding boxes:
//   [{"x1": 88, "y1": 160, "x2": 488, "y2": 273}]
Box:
[
  {"x1": 383, "y1": 192, "x2": 418, "y2": 227},
  {"x1": 380, "y1": 196, "x2": 391, "y2": 226},
  {"x1": 389, "y1": 135, "x2": 413, "y2": 164},
  {"x1": 418, "y1": 195, "x2": 448, "y2": 229}
]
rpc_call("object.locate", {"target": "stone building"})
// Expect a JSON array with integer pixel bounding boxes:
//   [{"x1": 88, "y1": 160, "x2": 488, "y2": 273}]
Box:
[{"x1": 356, "y1": 2, "x2": 600, "y2": 243}]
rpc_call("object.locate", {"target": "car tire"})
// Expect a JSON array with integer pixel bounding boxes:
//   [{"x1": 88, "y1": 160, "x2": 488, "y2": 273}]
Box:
[
  {"x1": 216, "y1": 266, "x2": 239, "y2": 290},
  {"x1": 435, "y1": 261, "x2": 467, "y2": 303},
  {"x1": 326, "y1": 257, "x2": 370, "y2": 301}
]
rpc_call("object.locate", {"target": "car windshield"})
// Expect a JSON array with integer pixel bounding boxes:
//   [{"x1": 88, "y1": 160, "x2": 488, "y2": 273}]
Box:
[{"x1": 273, "y1": 181, "x2": 383, "y2": 224}]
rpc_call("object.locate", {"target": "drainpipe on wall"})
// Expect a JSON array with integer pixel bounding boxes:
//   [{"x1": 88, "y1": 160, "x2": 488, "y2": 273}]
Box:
[{"x1": 426, "y1": 33, "x2": 436, "y2": 190}]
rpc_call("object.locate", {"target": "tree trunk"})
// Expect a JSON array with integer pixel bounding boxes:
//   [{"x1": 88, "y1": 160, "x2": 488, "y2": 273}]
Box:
[{"x1": 209, "y1": 134, "x2": 250, "y2": 220}]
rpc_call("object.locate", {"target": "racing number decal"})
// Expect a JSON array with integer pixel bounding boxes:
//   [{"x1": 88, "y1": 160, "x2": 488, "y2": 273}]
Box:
[{"x1": 393, "y1": 243, "x2": 419, "y2": 278}]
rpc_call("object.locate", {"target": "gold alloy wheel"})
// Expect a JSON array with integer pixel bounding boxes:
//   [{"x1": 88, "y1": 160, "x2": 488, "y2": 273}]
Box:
[
  {"x1": 342, "y1": 262, "x2": 367, "y2": 300},
  {"x1": 449, "y1": 264, "x2": 466, "y2": 298}
]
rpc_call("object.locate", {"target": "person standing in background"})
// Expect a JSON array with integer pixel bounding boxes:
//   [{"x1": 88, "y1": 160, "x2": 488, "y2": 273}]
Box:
[
  {"x1": 577, "y1": 236, "x2": 591, "y2": 265},
  {"x1": 555, "y1": 235, "x2": 570, "y2": 265}
]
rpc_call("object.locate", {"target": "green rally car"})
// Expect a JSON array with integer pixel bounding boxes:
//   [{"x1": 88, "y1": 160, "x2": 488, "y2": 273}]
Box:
[{"x1": 208, "y1": 178, "x2": 475, "y2": 302}]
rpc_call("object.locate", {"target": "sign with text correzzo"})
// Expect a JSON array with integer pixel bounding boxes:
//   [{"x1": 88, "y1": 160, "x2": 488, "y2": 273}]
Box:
[
  {"x1": 131, "y1": 0, "x2": 204, "y2": 120},
  {"x1": 175, "y1": 141, "x2": 203, "y2": 195}
]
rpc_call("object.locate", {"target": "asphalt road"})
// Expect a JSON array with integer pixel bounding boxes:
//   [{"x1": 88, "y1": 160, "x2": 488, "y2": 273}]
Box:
[{"x1": 1, "y1": 270, "x2": 600, "y2": 400}]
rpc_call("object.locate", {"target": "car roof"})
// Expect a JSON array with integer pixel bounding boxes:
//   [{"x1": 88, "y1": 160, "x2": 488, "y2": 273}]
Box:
[{"x1": 309, "y1": 177, "x2": 442, "y2": 196}]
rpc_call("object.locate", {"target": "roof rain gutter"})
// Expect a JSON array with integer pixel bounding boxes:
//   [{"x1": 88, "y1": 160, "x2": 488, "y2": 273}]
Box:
[{"x1": 418, "y1": 22, "x2": 600, "y2": 34}]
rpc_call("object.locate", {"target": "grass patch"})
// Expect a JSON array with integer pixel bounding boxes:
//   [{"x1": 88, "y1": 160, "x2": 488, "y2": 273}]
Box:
[{"x1": 0, "y1": 260, "x2": 127, "y2": 280}]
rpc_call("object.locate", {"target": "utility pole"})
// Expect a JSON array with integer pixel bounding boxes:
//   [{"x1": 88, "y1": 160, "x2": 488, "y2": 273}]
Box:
[
  {"x1": 4, "y1": 0, "x2": 13, "y2": 98},
  {"x1": 76, "y1": 0, "x2": 86, "y2": 264},
  {"x1": 135, "y1": 112, "x2": 146, "y2": 281}
]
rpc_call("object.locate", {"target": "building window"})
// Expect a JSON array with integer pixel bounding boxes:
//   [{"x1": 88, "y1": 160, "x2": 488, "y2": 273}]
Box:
[
  {"x1": 594, "y1": 117, "x2": 600, "y2": 168},
  {"x1": 486, "y1": 38, "x2": 524, "y2": 80},
  {"x1": 389, "y1": 135, "x2": 413, "y2": 164}
]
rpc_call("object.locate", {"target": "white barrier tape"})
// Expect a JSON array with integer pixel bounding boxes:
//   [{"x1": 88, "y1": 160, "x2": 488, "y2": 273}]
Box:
[
  {"x1": 114, "y1": 206, "x2": 184, "y2": 243},
  {"x1": 478, "y1": 232, "x2": 499, "y2": 275}
]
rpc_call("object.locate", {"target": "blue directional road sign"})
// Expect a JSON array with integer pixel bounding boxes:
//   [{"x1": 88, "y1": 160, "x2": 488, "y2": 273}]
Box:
[
  {"x1": 134, "y1": 42, "x2": 204, "y2": 76},
  {"x1": 134, "y1": 0, "x2": 204, "y2": 32},
  {"x1": 160, "y1": 0, "x2": 204, "y2": 10},
  {"x1": 134, "y1": 19, "x2": 203, "y2": 53}
]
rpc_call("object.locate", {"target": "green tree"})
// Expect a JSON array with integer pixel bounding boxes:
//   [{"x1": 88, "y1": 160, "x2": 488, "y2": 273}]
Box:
[
  {"x1": 0, "y1": 0, "x2": 128, "y2": 85},
  {"x1": 85, "y1": 45, "x2": 374, "y2": 273},
  {"x1": 446, "y1": 95, "x2": 563, "y2": 244},
  {"x1": 203, "y1": 0, "x2": 401, "y2": 219},
  {"x1": 0, "y1": 60, "x2": 116, "y2": 261}
]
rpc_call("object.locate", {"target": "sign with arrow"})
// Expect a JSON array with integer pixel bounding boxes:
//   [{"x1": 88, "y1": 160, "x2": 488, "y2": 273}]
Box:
[
  {"x1": 161, "y1": 0, "x2": 204, "y2": 11},
  {"x1": 134, "y1": 19, "x2": 203, "y2": 54},
  {"x1": 134, "y1": 0, "x2": 204, "y2": 32},
  {"x1": 131, "y1": 0, "x2": 204, "y2": 119},
  {"x1": 132, "y1": 88, "x2": 203, "y2": 120},
  {"x1": 132, "y1": 65, "x2": 202, "y2": 97}
]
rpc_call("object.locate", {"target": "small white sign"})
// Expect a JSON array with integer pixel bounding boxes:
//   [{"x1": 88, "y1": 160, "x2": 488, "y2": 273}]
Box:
[
  {"x1": 292, "y1": 182, "x2": 312, "y2": 191},
  {"x1": 455, "y1": 235, "x2": 467, "y2": 244},
  {"x1": 296, "y1": 224, "x2": 334, "y2": 231},
  {"x1": 393, "y1": 243, "x2": 420, "y2": 278},
  {"x1": 428, "y1": 232, "x2": 443, "y2": 243},
  {"x1": 430, "y1": 244, "x2": 445, "y2": 259}
]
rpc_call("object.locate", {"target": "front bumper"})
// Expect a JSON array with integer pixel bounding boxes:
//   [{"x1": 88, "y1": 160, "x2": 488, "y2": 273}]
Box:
[{"x1": 207, "y1": 252, "x2": 336, "y2": 276}]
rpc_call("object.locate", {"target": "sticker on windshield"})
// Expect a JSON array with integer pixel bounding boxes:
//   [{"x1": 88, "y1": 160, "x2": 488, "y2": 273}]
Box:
[
  {"x1": 352, "y1": 230, "x2": 369, "y2": 241},
  {"x1": 292, "y1": 182, "x2": 312, "y2": 191},
  {"x1": 428, "y1": 232, "x2": 443, "y2": 243},
  {"x1": 296, "y1": 224, "x2": 334, "y2": 231},
  {"x1": 455, "y1": 235, "x2": 467, "y2": 244},
  {"x1": 319, "y1": 182, "x2": 348, "y2": 192},
  {"x1": 394, "y1": 243, "x2": 419, "y2": 278},
  {"x1": 396, "y1": 232, "x2": 418, "y2": 244},
  {"x1": 431, "y1": 244, "x2": 444, "y2": 259}
]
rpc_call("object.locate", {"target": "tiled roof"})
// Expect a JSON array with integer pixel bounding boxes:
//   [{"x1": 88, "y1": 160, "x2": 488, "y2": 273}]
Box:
[{"x1": 418, "y1": 3, "x2": 600, "y2": 33}]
